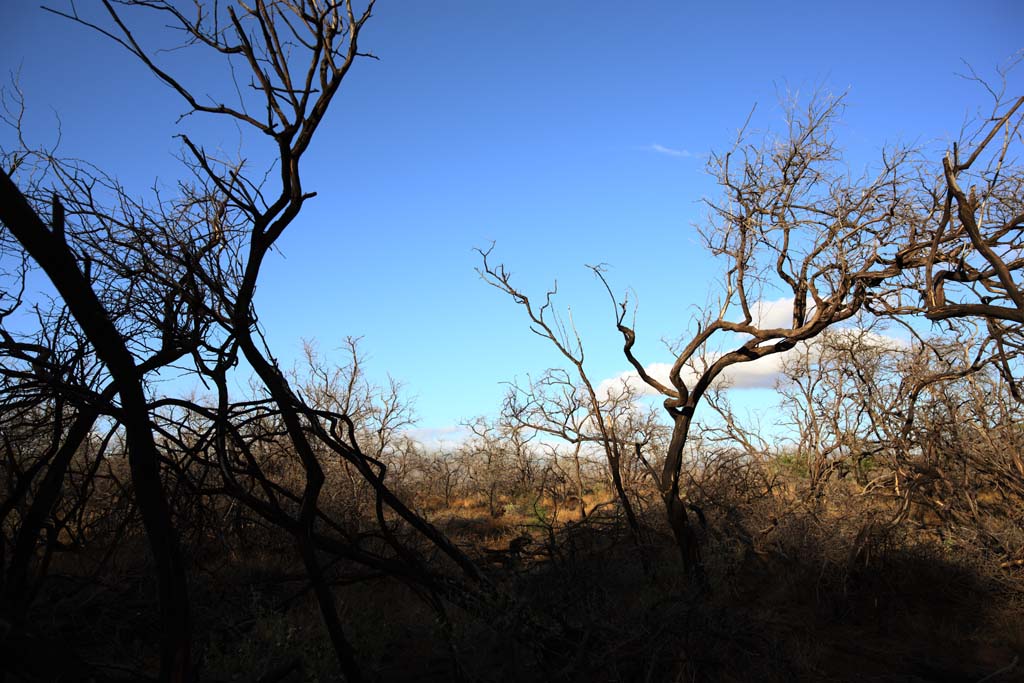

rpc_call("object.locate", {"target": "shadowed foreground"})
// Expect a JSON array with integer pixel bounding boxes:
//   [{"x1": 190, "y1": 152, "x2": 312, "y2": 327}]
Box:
[{"x1": 5, "y1": 477, "x2": 1022, "y2": 682}]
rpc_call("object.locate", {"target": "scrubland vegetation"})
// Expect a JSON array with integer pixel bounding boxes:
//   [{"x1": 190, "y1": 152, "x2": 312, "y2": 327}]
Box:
[{"x1": 2, "y1": 2, "x2": 1024, "y2": 681}]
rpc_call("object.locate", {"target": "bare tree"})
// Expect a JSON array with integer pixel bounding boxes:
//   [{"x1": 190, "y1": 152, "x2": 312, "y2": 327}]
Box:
[
  {"x1": 775, "y1": 323, "x2": 903, "y2": 496},
  {"x1": 869, "y1": 72, "x2": 1024, "y2": 390},
  {"x1": 0, "y1": 2, "x2": 491, "y2": 680},
  {"x1": 478, "y1": 252, "x2": 652, "y2": 555},
  {"x1": 594, "y1": 93, "x2": 922, "y2": 580},
  {"x1": 1, "y1": 147, "x2": 197, "y2": 679}
]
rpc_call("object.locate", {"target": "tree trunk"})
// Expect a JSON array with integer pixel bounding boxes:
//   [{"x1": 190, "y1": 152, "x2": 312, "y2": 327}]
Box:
[
  {"x1": 0, "y1": 174, "x2": 193, "y2": 681},
  {"x1": 662, "y1": 410, "x2": 705, "y2": 585},
  {"x1": 663, "y1": 492, "x2": 704, "y2": 584}
]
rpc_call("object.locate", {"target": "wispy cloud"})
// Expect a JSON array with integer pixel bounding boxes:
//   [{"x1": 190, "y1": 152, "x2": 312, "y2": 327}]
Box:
[{"x1": 646, "y1": 143, "x2": 699, "y2": 158}]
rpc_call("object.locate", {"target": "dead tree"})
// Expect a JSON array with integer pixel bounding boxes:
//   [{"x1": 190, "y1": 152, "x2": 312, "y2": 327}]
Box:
[
  {"x1": 1, "y1": 1, "x2": 487, "y2": 680},
  {"x1": 478, "y1": 253, "x2": 651, "y2": 557},
  {"x1": 0, "y1": 165, "x2": 194, "y2": 680},
  {"x1": 870, "y1": 74, "x2": 1024, "y2": 391},
  {"x1": 595, "y1": 94, "x2": 919, "y2": 581}
]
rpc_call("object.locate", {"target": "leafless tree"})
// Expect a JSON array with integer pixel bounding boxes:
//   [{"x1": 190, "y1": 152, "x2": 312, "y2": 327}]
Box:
[
  {"x1": 478, "y1": 252, "x2": 655, "y2": 555},
  {"x1": 0, "y1": 2, "x2": 491, "y2": 680},
  {"x1": 775, "y1": 323, "x2": 903, "y2": 496},
  {"x1": 868, "y1": 69, "x2": 1024, "y2": 390},
  {"x1": 593, "y1": 93, "x2": 923, "y2": 580}
]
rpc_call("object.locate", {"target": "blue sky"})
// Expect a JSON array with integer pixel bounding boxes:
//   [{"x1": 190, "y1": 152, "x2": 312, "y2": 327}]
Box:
[{"x1": 2, "y1": 1, "x2": 1021, "y2": 440}]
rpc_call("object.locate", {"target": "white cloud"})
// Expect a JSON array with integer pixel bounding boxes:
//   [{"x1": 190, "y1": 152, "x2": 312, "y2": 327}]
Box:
[
  {"x1": 647, "y1": 143, "x2": 698, "y2": 158},
  {"x1": 750, "y1": 297, "x2": 797, "y2": 329},
  {"x1": 402, "y1": 425, "x2": 470, "y2": 450},
  {"x1": 595, "y1": 349, "x2": 800, "y2": 400},
  {"x1": 720, "y1": 353, "x2": 788, "y2": 389},
  {"x1": 597, "y1": 353, "x2": 786, "y2": 400},
  {"x1": 596, "y1": 317, "x2": 907, "y2": 400},
  {"x1": 597, "y1": 362, "x2": 673, "y2": 401}
]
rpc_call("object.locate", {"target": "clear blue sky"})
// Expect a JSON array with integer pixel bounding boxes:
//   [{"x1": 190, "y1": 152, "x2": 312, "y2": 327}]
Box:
[{"x1": 2, "y1": 1, "x2": 1021, "y2": 440}]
